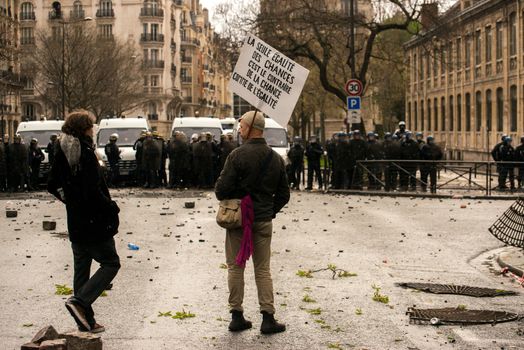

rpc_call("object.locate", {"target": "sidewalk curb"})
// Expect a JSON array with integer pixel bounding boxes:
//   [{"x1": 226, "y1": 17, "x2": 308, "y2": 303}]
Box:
[
  {"x1": 497, "y1": 254, "x2": 524, "y2": 277},
  {"x1": 327, "y1": 189, "x2": 520, "y2": 200}
]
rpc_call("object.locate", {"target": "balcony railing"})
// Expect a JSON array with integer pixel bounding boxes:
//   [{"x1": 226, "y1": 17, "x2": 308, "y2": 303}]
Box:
[
  {"x1": 140, "y1": 33, "x2": 164, "y2": 43},
  {"x1": 96, "y1": 9, "x2": 115, "y2": 17},
  {"x1": 181, "y1": 76, "x2": 192, "y2": 83},
  {"x1": 148, "y1": 113, "x2": 159, "y2": 120},
  {"x1": 181, "y1": 37, "x2": 200, "y2": 46},
  {"x1": 70, "y1": 9, "x2": 85, "y2": 19},
  {"x1": 140, "y1": 8, "x2": 164, "y2": 18},
  {"x1": 48, "y1": 11, "x2": 62, "y2": 20},
  {"x1": 181, "y1": 56, "x2": 192, "y2": 63},
  {"x1": 170, "y1": 40, "x2": 176, "y2": 51},
  {"x1": 143, "y1": 60, "x2": 165, "y2": 69},
  {"x1": 19, "y1": 11, "x2": 35, "y2": 20}
]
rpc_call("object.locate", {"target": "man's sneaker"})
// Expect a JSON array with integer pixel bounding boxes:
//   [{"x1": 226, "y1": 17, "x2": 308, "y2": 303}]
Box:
[
  {"x1": 260, "y1": 311, "x2": 286, "y2": 334},
  {"x1": 90, "y1": 323, "x2": 105, "y2": 334},
  {"x1": 65, "y1": 300, "x2": 91, "y2": 331},
  {"x1": 228, "y1": 310, "x2": 252, "y2": 332}
]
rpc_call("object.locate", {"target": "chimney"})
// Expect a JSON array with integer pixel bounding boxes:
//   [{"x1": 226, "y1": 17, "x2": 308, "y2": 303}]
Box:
[{"x1": 420, "y1": 2, "x2": 439, "y2": 29}]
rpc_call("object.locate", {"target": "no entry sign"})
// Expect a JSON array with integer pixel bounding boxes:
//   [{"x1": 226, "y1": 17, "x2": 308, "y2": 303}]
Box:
[{"x1": 345, "y1": 79, "x2": 363, "y2": 96}]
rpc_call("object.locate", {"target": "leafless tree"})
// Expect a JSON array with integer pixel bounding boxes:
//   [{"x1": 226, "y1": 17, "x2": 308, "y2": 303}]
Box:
[{"x1": 25, "y1": 23, "x2": 145, "y2": 122}]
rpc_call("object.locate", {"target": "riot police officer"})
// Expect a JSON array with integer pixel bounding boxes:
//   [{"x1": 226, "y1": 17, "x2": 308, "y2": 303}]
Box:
[
  {"x1": 28, "y1": 138, "x2": 44, "y2": 190},
  {"x1": 288, "y1": 137, "x2": 304, "y2": 190},
  {"x1": 105, "y1": 133, "x2": 121, "y2": 187},
  {"x1": 349, "y1": 130, "x2": 367, "y2": 189},
  {"x1": 383, "y1": 133, "x2": 401, "y2": 191},
  {"x1": 420, "y1": 136, "x2": 443, "y2": 193},
  {"x1": 394, "y1": 121, "x2": 408, "y2": 139},
  {"x1": 515, "y1": 136, "x2": 524, "y2": 189},
  {"x1": 8, "y1": 135, "x2": 28, "y2": 192},
  {"x1": 305, "y1": 136, "x2": 323, "y2": 190},
  {"x1": 400, "y1": 132, "x2": 420, "y2": 191},
  {"x1": 498, "y1": 136, "x2": 516, "y2": 191},
  {"x1": 366, "y1": 132, "x2": 384, "y2": 190}
]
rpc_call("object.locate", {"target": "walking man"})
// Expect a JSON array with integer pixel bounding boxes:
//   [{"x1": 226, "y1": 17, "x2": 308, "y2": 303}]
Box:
[
  {"x1": 215, "y1": 110, "x2": 290, "y2": 334},
  {"x1": 48, "y1": 111, "x2": 120, "y2": 333}
]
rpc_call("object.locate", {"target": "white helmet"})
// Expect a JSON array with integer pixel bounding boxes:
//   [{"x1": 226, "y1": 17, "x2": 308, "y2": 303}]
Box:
[{"x1": 110, "y1": 133, "x2": 119, "y2": 140}]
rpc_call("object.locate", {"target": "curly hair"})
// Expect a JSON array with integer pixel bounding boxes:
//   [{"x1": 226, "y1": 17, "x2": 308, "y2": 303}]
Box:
[{"x1": 61, "y1": 110, "x2": 95, "y2": 137}]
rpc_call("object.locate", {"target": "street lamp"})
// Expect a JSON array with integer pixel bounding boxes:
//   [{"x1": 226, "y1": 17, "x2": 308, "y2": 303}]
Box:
[{"x1": 59, "y1": 16, "x2": 92, "y2": 119}]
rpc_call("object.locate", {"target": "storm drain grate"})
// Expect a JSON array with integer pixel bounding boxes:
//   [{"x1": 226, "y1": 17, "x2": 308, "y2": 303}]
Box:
[
  {"x1": 407, "y1": 307, "x2": 519, "y2": 325},
  {"x1": 396, "y1": 282, "x2": 518, "y2": 297},
  {"x1": 489, "y1": 199, "x2": 524, "y2": 248}
]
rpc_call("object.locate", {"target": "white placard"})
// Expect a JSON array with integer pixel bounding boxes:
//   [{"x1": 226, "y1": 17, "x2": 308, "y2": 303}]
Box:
[{"x1": 228, "y1": 33, "x2": 310, "y2": 128}]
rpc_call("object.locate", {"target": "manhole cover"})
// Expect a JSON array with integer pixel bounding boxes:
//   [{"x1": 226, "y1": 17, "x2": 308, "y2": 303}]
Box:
[
  {"x1": 396, "y1": 282, "x2": 517, "y2": 297},
  {"x1": 489, "y1": 199, "x2": 524, "y2": 248},
  {"x1": 407, "y1": 307, "x2": 519, "y2": 325}
]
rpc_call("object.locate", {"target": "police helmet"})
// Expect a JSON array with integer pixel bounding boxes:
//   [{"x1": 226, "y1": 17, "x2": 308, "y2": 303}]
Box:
[
  {"x1": 31, "y1": 138, "x2": 38, "y2": 144},
  {"x1": 353, "y1": 130, "x2": 361, "y2": 135},
  {"x1": 385, "y1": 132, "x2": 392, "y2": 137},
  {"x1": 502, "y1": 134, "x2": 508, "y2": 141},
  {"x1": 505, "y1": 136, "x2": 513, "y2": 143},
  {"x1": 399, "y1": 121, "x2": 406, "y2": 126},
  {"x1": 110, "y1": 133, "x2": 119, "y2": 140},
  {"x1": 427, "y1": 135, "x2": 434, "y2": 143},
  {"x1": 392, "y1": 134, "x2": 399, "y2": 140},
  {"x1": 367, "y1": 132, "x2": 375, "y2": 137},
  {"x1": 405, "y1": 131, "x2": 412, "y2": 139},
  {"x1": 191, "y1": 133, "x2": 199, "y2": 140},
  {"x1": 416, "y1": 132, "x2": 423, "y2": 137}
]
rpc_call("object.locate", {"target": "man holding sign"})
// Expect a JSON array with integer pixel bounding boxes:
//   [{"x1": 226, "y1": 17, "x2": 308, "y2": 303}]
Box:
[{"x1": 215, "y1": 34, "x2": 308, "y2": 334}]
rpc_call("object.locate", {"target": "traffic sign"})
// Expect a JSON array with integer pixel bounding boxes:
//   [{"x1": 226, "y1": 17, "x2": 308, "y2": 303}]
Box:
[
  {"x1": 345, "y1": 79, "x2": 363, "y2": 96},
  {"x1": 349, "y1": 110, "x2": 361, "y2": 124},
  {"x1": 347, "y1": 96, "x2": 361, "y2": 110}
]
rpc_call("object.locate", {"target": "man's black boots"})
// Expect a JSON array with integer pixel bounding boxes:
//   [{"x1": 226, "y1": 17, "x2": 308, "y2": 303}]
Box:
[
  {"x1": 260, "y1": 311, "x2": 286, "y2": 334},
  {"x1": 228, "y1": 310, "x2": 252, "y2": 332}
]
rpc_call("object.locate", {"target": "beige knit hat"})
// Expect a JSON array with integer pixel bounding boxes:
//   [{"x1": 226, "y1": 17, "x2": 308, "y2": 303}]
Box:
[{"x1": 239, "y1": 110, "x2": 265, "y2": 131}]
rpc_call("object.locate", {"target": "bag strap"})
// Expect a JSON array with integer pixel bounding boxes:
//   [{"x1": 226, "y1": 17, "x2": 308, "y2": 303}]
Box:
[{"x1": 252, "y1": 148, "x2": 274, "y2": 188}]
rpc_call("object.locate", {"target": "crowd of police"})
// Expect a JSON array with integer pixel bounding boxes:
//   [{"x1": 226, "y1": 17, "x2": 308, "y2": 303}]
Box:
[
  {"x1": 104, "y1": 131, "x2": 237, "y2": 189},
  {"x1": 287, "y1": 121, "x2": 444, "y2": 193},
  {"x1": 490, "y1": 134, "x2": 524, "y2": 191},
  {"x1": 0, "y1": 133, "x2": 57, "y2": 192}
]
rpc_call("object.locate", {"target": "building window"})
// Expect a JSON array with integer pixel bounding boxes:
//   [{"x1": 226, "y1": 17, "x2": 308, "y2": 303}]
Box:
[
  {"x1": 496, "y1": 22, "x2": 503, "y2": 60},
  {"x1": 21, "y1": 27, "x2": 34, "y2": 44},
  {"x1": 419, "y1": 53, "x2": 423, "y2": 80},
  {"x1": 151, "y1": 75, "x2": 159, "y2": 87},
  {"x1": 425, "y1": 54, "x2": 430, "y2": 79},
  {"x1": 465, "y1": 93, "x2": 471, "y2": 132},
  {"x1": 456, "y1": 37, "x2": 462, "y2": 70},
  {"x1": 485, "y1": 26, "x2": 492, "y2": 63},
  {"x1": 440, "y1": 97, "x2": 446, "y2": 131},
  {"x1": 413, "y1": 54, "x2": 417, "y2": 81},
  {"x1": 433, "y1": 49, "x2": 438, "y2": 78},
  {"x1": 457, "y1": 94, "x2": 462, "y2": 132},
  {"x1": 427, "y1": 99, "x2": 431, "y2": 131},
  {"x1": 441, "y1": 46, "x2": 446, "y2": 74},
  {"x1": 486, "y1": 89, "x2": 492, "y2": 132},
  {"x1": 433, "y1": 97, "x2": 438, "y2": 131},
  {"x1": 510, "y1": 85, "x2": 517, "y2": 132},
  {"x1": 496, "y1": 88, "x2": 503, "y2": 132},
  {"x1": 98, "y1": 24, "x2": 112, "y2": 38},
  {"x1": 20, "y1": 2, "x2": 34, "y2": 20},
  {"x1": 510, "y1": 13, "x2": 517, "y2": 56},
  {"x1": 420, "y1": 100, "x2": 424, "y2": 131},
  {"x1": 448, "y1": 42, "x2": 453, "y2": 72},
  {"x1": 449, "y1": 95, "x2": 454, "y2": 131},
  {"x1": 100, "y1": 0, "x2": 112, "y2": 12},
  {"x1": 414, "y1": 101, "x2": 418, "y2": 131},
  {"x1": 72, "y1": 0, "x2": 84, "y2": 19},
  {"x1": 475, "y1": 91, "x2": 482, "y2": 132},
  {"x1": 465, "y1": 35, "x2": 472, "y2": 68},
  {"x1": 475, "y1": 30, "x2": 481, "y2": 66}
]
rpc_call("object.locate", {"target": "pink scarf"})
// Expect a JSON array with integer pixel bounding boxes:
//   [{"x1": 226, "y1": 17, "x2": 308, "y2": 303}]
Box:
[{"x1": 236, "y1": 195, "x2": 254, "y2": 267}]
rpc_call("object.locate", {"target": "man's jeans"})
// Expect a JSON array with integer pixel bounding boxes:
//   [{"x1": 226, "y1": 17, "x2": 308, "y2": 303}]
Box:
[
  {"x1": 71, "y1": 238, "x2": 120, "y2": 323},
  {"x1": 226, "y1": 221, "x2": 275, "y2": 314}
]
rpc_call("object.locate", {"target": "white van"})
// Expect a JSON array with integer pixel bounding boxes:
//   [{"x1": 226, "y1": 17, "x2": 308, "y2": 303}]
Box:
[
  {"x1": 232, "y1": 117, "x2": 290, "y2": 164},
  {"x1": 16, "y1": 119, "x2": 64, "y2": 179},
  {"x1": 220, "y1": 117, "x2": 236, "y2": 135},
  {"x1": 171, "y1": 117, "x2": 223, "y2": 140},
  {"x1": 96, "y1": 117, "x2": 149, "y2": 176}
]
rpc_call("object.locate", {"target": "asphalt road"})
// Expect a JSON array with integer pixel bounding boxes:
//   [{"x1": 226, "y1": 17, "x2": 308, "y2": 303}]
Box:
[{"x1": 0, "y1": 190, "x2": 523, "y2": 350}]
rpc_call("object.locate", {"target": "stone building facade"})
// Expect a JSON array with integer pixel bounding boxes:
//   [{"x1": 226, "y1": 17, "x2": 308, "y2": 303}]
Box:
[
  {"x1": 17, "y1": 0, "x2": 231, "y2": 137},
  {"x1": 405, "y1": 0, "x2": 524, "y2": 160},
  {"x1": 0, "y1": 0, "x2": 23, "y2": 140}
]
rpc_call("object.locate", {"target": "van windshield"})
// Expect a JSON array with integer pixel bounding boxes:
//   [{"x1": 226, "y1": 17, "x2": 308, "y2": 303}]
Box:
[
  {"x1": 173, "y1": 127, "x2": 222, "y2": 141},
  {"x1": 238, "y1": 128, "x2": 288, "y2": 147},
  {"x1": 18, "y1": 130, "x2": 61, "y2": 147},
  {"x1": 98, "y1": 128, "x2": 146, "y2": 147},
  {"x1": 221, "y1": 122, "x2": 235, "y2": 131}
]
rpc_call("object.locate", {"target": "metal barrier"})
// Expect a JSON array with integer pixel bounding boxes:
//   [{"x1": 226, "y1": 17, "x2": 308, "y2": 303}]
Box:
[{"x1": 305, "y1": 159, "x2": 524, "y2": 196}]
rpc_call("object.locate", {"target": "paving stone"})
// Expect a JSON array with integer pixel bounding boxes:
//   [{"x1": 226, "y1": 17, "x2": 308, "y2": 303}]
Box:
[
  {"x1": 59, "y1": 331, "x2": 102, "y2": 350},
  {"x1": 31, "y1": 326, "x2": 59, "y2": 344},
  {"x1": 39, "y1": 339, "x2": 67, "y2": 350}
]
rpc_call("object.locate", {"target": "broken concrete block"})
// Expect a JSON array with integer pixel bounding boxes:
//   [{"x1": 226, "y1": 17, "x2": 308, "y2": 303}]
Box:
[
  {"x1": 42, "y1": 221, "x2": 57, "y2": 231},
  {"x1": 39, "y1": 339, "x2": 67, "y2": 350},
  {"x1": 31, "y1": 325, "x2": 59, "y2": 344},
  {"x1": 20, "y1": 343, "x2": 39, "y2": 350},
  {"x1": 59, "y1": 331, "x2": 102, "y2": 350},
  {"x1": 6, "y1": 210, "x2": 17, "y2": 218},
  {"x1": 184, "y1": 201, "x2": 195, "y2": 209}
]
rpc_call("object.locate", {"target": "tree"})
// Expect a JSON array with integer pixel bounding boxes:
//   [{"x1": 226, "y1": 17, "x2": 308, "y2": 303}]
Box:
[{"x1": 25, "y1": 23, "x2": 145, "y2": 122}]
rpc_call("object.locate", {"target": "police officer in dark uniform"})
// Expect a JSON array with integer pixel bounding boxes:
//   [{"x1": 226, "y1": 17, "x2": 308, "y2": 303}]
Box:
[
  {"x1": 193, "y1": 132, "x2": 213, "y2": 188},
  {"x1": 218, "y1": 134, "x2": 236, "y2": 175},
  {"x1": 349, "y1": 130, "x2": 367, "y2": 189},
  {"x1": 133, "y1": 131, "x2": 146, "y2": 186},
  {"x1": 420, "y1": 136, "x2": 443, "y2": 193},
  {"x1": 167, "y1": 132, "x2": 190, "y2": 189},
  {"x1": 491, "y1": 134, "x2": 507, "y2": 181},
  {"x1": 394, "y1": 121, "x2": 408, "y2": 140},
  {"x1": 332, "y1": 133, "x2": 349, "y2": 189},
  {"x1": 515, "y1": 136, "x2": 524, "y2": 189},
  {"x1": 142, "y1": 131, "x2": 161, "y2": 188},
  {"x1": 305, "y1": 136, "x2": 323, "y2": 190},
  {"x1": 287, "y1": 137, "x2": 304, "y2": 190},
  {"x1": 365, "y1": 132, "x2": 384, "y2": 190},
  {"x1": 399, "y1": 131, "x2": 420, "y2": 191},
  {"x1": 28, "y1": 138, "x2": 45, "y2": 190},
  {"x1": 105, "y1": 133, "x2": 121, "y2": 187},
  {"x1": 9, "y1": 135, "x2": 28, "y2": 191},
  {"x1": 47, "y1": 134, "x2": 58, "y2": 166},
  {"x1": 383, "y1": 133, "x2": 401, "y2": 191},
  {"x1": 154, "y1": 132, "x2": 168, "y2": 187},
  {"x1": 498, "y1": 136, "x2": 516, "y2": 191}
]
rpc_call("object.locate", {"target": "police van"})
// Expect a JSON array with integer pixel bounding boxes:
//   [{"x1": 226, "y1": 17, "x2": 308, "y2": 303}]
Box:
[
  {"x1": 95, "y1": 117, "x2": 150, "y2": 177},
  {"x1": 16, "y1": 119, "x2": 64, "y2": 180},
  {"x1": 220, "y1": 117, "x2": 236, "y2": 135},
  {"x1": 171, "y1": 117, "x2": 223, "y2": 141},
  {"x1": 232, "y1": 116, "x2": 290, "y2": 165}
]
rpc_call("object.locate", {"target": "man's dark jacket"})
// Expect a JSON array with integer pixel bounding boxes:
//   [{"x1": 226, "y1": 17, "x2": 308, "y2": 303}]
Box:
[
  {"x1": 215, "y1": 138, "x2": 290, "y2": 222},
  {"x1": 48, "y1": 136, "x2": 119, "y2": 243}
]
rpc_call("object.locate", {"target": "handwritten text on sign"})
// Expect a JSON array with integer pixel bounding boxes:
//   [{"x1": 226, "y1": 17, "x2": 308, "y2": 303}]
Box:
[{"x1": 229, "y1": 34, "x2": 309, "y2": 127}]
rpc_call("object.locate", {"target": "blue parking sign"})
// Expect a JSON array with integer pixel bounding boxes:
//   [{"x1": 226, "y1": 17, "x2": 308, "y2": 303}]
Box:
[{"x1": 347, "y1": 96, "x2": 361, "y2": 110}]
